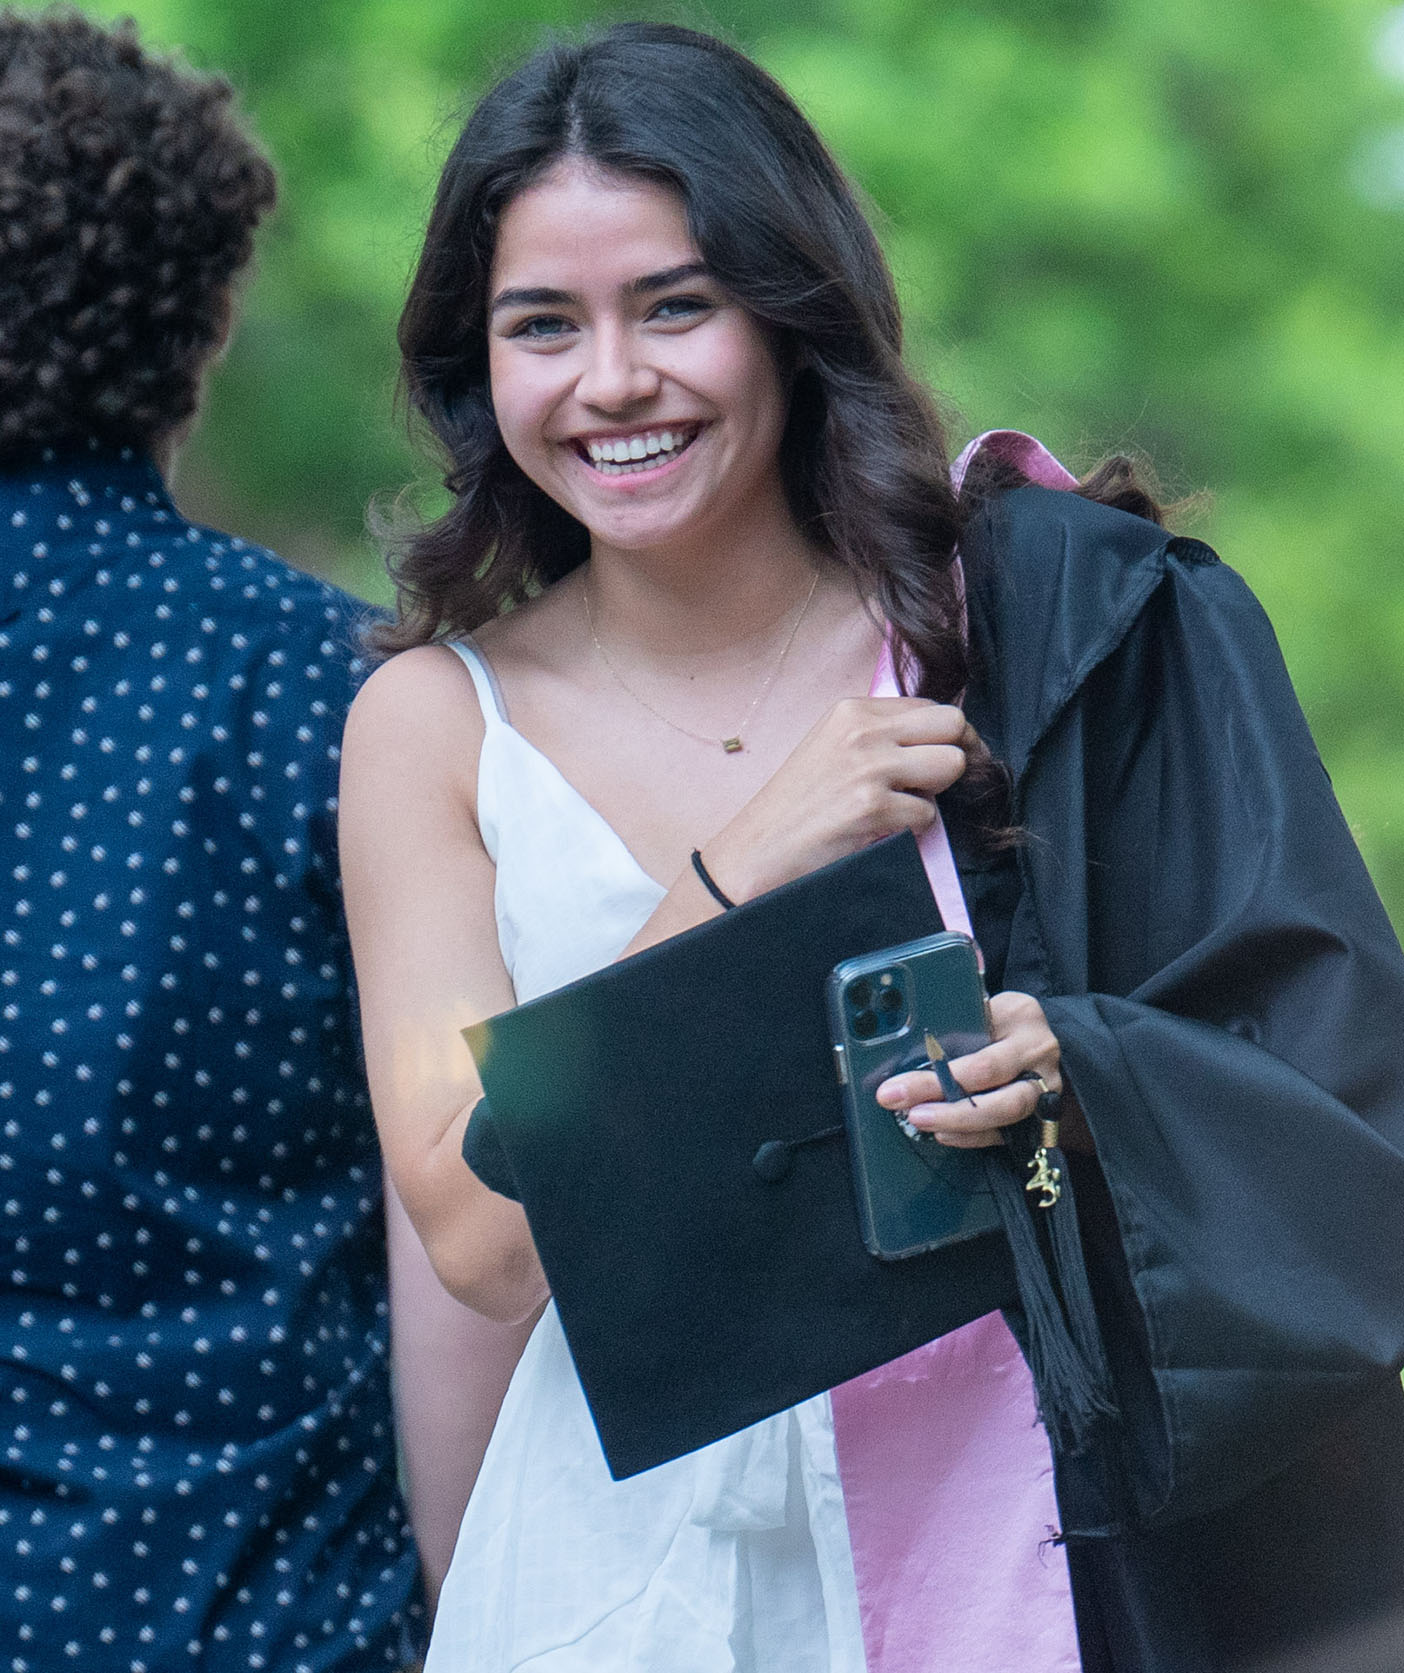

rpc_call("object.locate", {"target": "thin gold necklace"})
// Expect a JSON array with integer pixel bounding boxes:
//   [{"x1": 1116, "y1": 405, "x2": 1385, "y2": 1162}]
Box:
[{"x1": 582, "y1": 570, "x2": 820, "y2": 754}]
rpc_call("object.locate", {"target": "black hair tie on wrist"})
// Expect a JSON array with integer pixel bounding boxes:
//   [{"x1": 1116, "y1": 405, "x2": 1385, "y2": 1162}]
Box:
[{"x1": 691, "y1": 848, "x2": 737, "y2": 911}]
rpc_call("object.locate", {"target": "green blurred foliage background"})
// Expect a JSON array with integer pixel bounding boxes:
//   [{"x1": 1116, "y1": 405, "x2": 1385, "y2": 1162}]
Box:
[{"x1": 46, "y1": 0, "x2": 1404, "y2": 925}]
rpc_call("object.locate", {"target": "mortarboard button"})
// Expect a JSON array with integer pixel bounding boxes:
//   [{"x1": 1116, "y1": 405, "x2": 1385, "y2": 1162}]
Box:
[
  {"x1": 752, "y1": 1141, "x2": 793, "y2": 1183},
  {"x1": 752, "y1": 1124, "x2": 846, "y2": 1183}
]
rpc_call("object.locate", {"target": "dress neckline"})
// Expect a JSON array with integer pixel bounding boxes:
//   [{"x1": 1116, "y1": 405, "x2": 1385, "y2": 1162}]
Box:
[
  {"x1": 462, "y1": 636, "x2": 670, "y2": 895},
  {"x1": 460, "y1": 628, "x2": 896, "y2": 900}
]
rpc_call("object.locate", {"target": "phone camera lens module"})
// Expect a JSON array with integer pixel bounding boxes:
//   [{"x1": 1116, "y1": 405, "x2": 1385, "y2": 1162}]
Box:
[{"x1": 844, "y1": 967, "x2": 911, "y2": 1042}]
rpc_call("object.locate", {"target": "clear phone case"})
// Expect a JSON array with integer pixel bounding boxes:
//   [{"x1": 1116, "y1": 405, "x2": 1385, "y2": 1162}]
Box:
[{"x1": 826, "y1": 931, "x2": 1002, "y2": 1260}]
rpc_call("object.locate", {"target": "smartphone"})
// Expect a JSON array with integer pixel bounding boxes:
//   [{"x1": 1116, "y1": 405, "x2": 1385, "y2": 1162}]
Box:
[{"x1": 826, "y1": 931, "x2": 1002, "y2": 1260}]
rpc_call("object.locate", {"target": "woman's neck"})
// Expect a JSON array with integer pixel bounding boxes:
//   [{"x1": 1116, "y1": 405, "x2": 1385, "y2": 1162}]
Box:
[{"x1": 580, "y1": 497, "x2": 831, "y2": 664}]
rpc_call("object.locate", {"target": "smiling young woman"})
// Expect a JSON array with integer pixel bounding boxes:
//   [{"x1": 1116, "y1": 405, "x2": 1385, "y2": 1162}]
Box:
[{"x1": 338, "y1": 22, "x2": 1404, "y2": 1673}]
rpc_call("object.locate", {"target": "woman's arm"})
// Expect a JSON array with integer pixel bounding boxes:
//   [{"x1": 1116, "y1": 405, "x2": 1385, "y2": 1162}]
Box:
[{"x1": 340, "y1": 646, "x2": 546, "y2": 1319}]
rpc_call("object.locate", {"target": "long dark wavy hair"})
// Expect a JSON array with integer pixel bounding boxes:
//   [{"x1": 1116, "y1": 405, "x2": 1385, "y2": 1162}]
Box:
[{"x1": 383, "y1": 23, "x2": 1160, "y2": 751}]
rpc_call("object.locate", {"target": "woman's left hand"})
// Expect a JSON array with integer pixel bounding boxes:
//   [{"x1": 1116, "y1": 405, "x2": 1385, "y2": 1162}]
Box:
[{"x1": 875, "y1": 990, "x2": 1062, "y2": 1148}]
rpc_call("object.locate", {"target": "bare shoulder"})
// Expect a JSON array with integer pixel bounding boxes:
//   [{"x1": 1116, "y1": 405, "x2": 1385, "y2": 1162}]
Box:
[
  {"x1": 344, "y1": 643, "x2": 485, "y2": 779},
  {"x1": 348, "y1": 641, "x2": 484, "y2": 725}
]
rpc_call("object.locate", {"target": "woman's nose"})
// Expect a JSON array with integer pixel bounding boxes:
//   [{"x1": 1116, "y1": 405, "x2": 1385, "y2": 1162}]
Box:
[{"x1": 575, "y1": 324, "x2": 661, "y2": 411}]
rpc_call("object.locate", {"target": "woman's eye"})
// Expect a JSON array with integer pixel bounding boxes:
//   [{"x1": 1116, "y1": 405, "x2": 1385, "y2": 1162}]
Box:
[
  {"x1": 650, "y1": 295, "x2": 712, "y2": 323},
  {"x1": 509, "y1": 315, "x2": 574, "y2": 341}
]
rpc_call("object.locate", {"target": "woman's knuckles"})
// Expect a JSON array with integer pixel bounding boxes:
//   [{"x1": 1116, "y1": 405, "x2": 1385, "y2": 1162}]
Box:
[
  {"x1": 858, "y1": 786, "x2": 941, "y2": 841},
  {"x1": 827, "y1": 697, "x2": 883, "y2": 746},
  {"x1": 845, "y1": 779, "x2": 894, "y2": 829},
  {"x1": 990, "y1": 990, "x2": 1044, "y2": 1027}
]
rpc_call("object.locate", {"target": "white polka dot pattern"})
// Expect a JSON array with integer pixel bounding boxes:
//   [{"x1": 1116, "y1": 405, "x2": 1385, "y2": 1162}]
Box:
[{"x1": 0, "y1": 444, "x2": 421, "y2": 1670}]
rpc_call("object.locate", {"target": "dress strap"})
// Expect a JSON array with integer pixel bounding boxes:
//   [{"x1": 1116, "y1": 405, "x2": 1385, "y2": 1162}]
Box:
[
  {"x1": 446, "y1": 637, "x2": 510, "y2": 726},
  {"x1": 444, "y1": 638, "x2": 508, "y2": 864}
]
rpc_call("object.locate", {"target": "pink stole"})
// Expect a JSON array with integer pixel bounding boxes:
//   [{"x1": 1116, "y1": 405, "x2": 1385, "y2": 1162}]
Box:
[{"x1": 829, "y1": 432, "x2": 1083, "y2": 1672}]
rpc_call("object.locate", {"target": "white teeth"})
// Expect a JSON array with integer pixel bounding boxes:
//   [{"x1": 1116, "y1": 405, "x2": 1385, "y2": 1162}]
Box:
[{"x1": 581, "y1": 427, "x2": 697, "y2": 474}]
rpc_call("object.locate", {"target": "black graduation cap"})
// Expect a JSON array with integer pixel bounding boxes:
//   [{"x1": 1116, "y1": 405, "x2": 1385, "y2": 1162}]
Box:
[{"x1": 462, "y1": 832, "x2": 1033, "y2": 1479}]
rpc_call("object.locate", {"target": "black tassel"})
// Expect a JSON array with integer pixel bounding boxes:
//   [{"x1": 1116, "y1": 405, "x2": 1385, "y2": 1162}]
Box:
[
  {"x1": 983, "y1": 1106, "x2": 1116, "y2": 1454},
  {"x1": 1044, "y1": 1142, "x2": 1116, "y2": 1413}
]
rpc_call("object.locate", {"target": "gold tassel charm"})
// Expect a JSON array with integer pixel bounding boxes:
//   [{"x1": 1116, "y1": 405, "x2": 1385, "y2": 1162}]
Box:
[{"x1": 1026, "y1": 1115, "x2": 1063, "y2": 1209}]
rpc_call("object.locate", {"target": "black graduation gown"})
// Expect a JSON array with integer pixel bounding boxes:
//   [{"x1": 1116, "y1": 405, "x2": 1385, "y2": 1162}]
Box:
[{"x1": 959, "y1": 486, "x2": 1404, "y2": 1672}]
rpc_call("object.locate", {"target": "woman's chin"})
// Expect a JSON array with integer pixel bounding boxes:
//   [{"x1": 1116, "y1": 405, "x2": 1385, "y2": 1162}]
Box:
[
  {"x1": 564, "y1": 487, "x2": 712, "y2": 555},
  {"x1": 579, "y1": 515, "x2": 701, "y2": 556}
]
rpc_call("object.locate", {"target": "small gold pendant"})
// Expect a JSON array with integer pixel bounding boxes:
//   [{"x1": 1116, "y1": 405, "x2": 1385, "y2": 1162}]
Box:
[{"x1": 721, "y1": 736, "x2": 744, "y2": 754}]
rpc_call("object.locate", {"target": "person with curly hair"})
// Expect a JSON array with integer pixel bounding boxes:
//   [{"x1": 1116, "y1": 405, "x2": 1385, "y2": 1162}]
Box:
[{"x1": 0, "y1": 10, "x2": 491, "y2": 1668}]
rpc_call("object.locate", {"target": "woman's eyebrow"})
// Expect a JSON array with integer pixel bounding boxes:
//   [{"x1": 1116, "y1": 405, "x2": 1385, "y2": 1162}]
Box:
[
  {"x1": 628, "y1": 262, "x2": 710, "y2": 295},
  {"x1": 489, "y1": 263, "x2": 711, "y2": 317},
  {"x1": 489, "y1": 285, "x2": 574, "y2": 316}
]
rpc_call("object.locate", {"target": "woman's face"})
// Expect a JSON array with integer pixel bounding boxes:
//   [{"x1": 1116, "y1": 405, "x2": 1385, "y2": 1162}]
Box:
[{"x1": 487, "y1": 158, "x2": 791, "y2": 558}]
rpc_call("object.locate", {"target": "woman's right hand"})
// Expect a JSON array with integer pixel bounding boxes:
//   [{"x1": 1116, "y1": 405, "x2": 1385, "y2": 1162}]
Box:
[{"x1": 702, "y1": 696, "x2": 980, "y2": 901}]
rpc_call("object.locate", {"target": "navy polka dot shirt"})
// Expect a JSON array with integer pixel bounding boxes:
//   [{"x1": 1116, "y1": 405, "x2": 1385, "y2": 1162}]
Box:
[{"x1": 0, "y1": 445, "x2": 422, "y2": 1670}]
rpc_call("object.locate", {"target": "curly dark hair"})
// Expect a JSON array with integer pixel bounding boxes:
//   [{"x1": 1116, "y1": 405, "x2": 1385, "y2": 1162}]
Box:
[{"x1": 0, "y1": 7, "x2": 276, "y2": 458}]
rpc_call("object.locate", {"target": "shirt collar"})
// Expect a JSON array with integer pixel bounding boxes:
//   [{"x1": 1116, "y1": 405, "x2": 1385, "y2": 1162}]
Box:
[{"x1": 1, "y1": 440, "x2": 176, "y2": 578}]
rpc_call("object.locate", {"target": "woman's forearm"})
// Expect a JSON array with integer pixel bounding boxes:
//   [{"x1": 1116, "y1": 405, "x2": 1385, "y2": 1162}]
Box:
[{"x1": 402, "y1": 1113, "x2": 549, "y2": 1321}]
